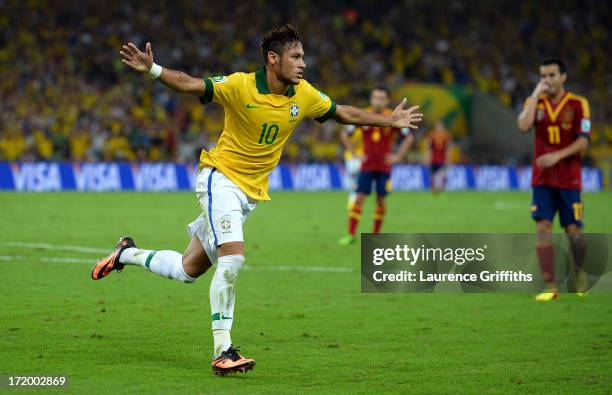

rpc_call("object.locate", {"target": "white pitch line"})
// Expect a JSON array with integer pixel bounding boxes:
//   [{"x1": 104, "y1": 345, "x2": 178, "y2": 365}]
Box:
[
  {"x1": 1, "y1": 241, "x2": 354, "y2": 273},
  {"x1": 2, "y1": 241, "x2": 108, "y2": 254},
  {"x1": 0, "y1": 252, "x2": 354, "y2": 273},
  {"x1": 0, "y1": 255, "x2": 95, "y2": 264},
  {"x1": 0, "y1": 255, "x2": 25, "y2": 261},
  {"x1": 250, "y1": 265, "x2": 353, "y2": 273}
]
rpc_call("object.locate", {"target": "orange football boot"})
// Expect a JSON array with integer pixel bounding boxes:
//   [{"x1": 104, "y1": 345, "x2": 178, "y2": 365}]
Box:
[
  {"x1": 91, "y1": 237, "x2": 136, "y2": 280},
  {"x1": 211, "y1": 346, "x2": 255, "y2": 376}
]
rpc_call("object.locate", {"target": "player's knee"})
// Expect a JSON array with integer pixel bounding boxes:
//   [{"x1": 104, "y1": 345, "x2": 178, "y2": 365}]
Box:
[
  {"x1": 355, "y1": 193, "x2": 366, "y2": 205},
  {"x1": 178, "y1": 261, "x2": 198, "y2": 283},
  {"x1": 536, "y1": 220, "x2": 553, "y2": 245},
  {"x1": 565, "y1": 224, "x2": 581, "y2": 237},
  {"x1": 218, "y1": 242, "x2": 244, "y2": 257},
  {"x1": 565, "y1": 226, "x2": 584, "y2": 247},
  {"x1": 180, "y1": 255, "x2": 211, "y2": 280},
  {"x1": 214, "y1": 254, "x2": 245, "y2": 283},
  {"x1": 219, "y1": 254, "x2": 245, "y2": 269},
  {"x1": 536, "y1": 220, "x2": 552, "y2": 234}
]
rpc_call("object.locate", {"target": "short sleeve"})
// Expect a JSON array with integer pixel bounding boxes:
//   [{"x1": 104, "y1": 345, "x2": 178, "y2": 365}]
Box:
[
  {"x1": 301, "y1": 80, "x2": 336, "y2": 123},
  {"x1": 199, "y1": 73, "x2": 244, "y2": 106}
]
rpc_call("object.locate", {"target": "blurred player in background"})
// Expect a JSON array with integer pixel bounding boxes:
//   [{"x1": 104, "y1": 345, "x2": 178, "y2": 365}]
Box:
[
  {"x1": 341, "y1": 125, "x2": 363, "y2": 209},
  {"x1": 427, "y1": 120, "x2": 452, "y2": 193},
  {"x1": 338, "y1": 87, "x2": 414, "y2": 245},
  {"x1": 517, "y1": 59, "x2": 590, "y2": 301},
  {"x1": 94, "y1": 25, "x2": 422, "y2": 375}
]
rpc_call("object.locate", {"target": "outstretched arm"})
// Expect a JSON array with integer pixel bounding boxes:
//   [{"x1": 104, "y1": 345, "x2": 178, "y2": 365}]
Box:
[
  {"x1": 334, "y1": 99, "x2": 423, "y2": 129},
  {"x1": 120, "y1": 42, "x2": 205, "y2": 96}
]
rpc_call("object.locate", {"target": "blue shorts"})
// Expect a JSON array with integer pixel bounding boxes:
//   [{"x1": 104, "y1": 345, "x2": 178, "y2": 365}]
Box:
[
  {"x1": 356, "y1": 171, "x2": 391, "y2": 197},
  {"x1": 431, "y1": 164, "x2": 445, "y2": 174},
  {"x1": 531, "y1": 186, "x2": 583, "y2": 228}
]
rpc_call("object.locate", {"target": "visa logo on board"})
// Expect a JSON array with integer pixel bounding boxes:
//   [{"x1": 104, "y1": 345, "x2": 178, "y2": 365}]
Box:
[
  {"x1": 292, "y1": 164, "x2": 331, "y2": 190},
  {"x1": 73, "y1": 163, "x2": 122, "y2": 191},
  {"x1": 445, "y1": 166, "x2": 469, "y2": 191},
  {"x1": 391, "y1": 165, "x2": 424, "y2": 190},
  {"x1": 10, "y1": 163, "x2": 62, "y2": 191},
  {"x1": 474, "y1": 166, "x2": 510, "y2": 191},
  {"x1": 131, "y1": 163, "x2": 178, "y2": 191}
]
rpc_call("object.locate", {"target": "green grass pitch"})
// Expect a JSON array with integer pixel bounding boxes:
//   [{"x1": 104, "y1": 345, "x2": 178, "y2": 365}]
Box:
[{"x1": 0, "y1": 191, "x2": 611, "y2": 394}]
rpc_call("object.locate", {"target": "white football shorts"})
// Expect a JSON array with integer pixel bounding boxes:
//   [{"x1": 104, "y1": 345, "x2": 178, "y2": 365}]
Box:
[{"x1": 187, "y1": 167, "x2": 257, "y2": 263}]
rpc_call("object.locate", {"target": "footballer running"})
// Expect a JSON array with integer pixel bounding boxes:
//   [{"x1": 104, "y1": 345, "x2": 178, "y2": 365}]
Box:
[{"x1": 93, "y1": 25, "x2": 423, "y2": 375}]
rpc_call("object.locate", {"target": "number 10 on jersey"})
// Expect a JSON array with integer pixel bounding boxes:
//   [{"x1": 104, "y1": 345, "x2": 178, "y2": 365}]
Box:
[{"x1": 258, "y1": 123, "x2": 279, "y2": 145}]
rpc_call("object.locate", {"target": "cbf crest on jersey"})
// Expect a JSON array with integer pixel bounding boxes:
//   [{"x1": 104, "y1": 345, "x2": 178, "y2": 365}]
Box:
[{"x1": 289, "y1": 102, "x2": 300, "y2": 122}]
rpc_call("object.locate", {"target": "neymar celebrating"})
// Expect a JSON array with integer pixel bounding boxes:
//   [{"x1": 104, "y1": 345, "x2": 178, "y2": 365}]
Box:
[{"x1": 93, "y1": 24, "x2": 423, "y2": 375}]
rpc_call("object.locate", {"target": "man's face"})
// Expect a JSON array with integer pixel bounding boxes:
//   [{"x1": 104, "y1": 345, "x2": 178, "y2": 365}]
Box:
[
  {"x1": 370, "y1": 89, "x2": 389, "y2": 111},
  {"x1": 539, "y1": 64, "x2": 566, "y2": 95},
  {"x1": 269, "y1": 42, "x2": 306, "y2": 85}
]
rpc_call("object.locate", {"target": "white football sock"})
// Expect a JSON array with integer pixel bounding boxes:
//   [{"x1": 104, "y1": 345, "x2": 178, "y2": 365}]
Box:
[
  {"x1": 213, "y1": 329, "x2": 232, "y2": 358},
  {"x1": 210, "y1": 254, "x2": 244, "y2": 355},
  {"x1": 119, "y1": 248, "x2": 148, "y2": 266},
  {"x1": 120, "y1": 248, "x2": 196, "y2": 283}
]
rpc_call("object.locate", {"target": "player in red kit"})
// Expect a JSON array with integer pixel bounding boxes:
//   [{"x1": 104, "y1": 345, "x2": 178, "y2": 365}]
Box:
[
  {"x1": 339, "y1": 87, "x2": 414, "y2": 245},
  {"x1": 517, "y1": 59, "x2": 590, "y2": 301},
  {"x1": 427, "y1": 120, "x2": 452, "y2": 193}
]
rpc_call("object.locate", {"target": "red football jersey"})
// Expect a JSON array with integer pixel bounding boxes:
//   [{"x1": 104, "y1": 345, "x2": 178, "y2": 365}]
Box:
[
  {"x1": 528, "y1": 92, "x2": 590, "y2": 189},
  {"x1": 429, "y1": 130, "x2": 450, "y2": 165},
  {"x1": 350, "y1": 108, "x2": 408, "y2": 173}
]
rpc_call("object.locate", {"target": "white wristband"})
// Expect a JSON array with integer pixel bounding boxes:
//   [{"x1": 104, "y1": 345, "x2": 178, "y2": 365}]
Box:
[{"x1": 148, "y1": 63, "x2": 162, "y2": 79}]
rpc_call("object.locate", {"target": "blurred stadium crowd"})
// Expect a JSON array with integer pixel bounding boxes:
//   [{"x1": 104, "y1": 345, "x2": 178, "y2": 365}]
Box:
[{"x1": 1, "y1": 0, "x2": 610, "y2": 163}]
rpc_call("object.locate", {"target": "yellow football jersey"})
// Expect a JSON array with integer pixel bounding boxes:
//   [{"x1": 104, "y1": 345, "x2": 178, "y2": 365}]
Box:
[{"x1": 198, "y1": 68, "x2": 336, "y2": 200}]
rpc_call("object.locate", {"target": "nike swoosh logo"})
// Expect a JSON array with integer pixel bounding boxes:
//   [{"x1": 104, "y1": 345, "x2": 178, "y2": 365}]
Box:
[
  {"x1": 222, "y1": 315, "x2": 233, "y2": 320},
  {"x1": 246, "y1": 104, "x2": 258, "y2": 109}
]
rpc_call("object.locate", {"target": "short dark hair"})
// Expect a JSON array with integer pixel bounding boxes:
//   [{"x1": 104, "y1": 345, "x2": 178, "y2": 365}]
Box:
[
  {"x1": 372, "y1": 86, "x2": 390, "y2": 97},
  {"x1": 261, "y1": 24, "x2": 302, "y2": 64},
  {"x1": 540, "y1": 59, "x2": 566, "y2": 74}
]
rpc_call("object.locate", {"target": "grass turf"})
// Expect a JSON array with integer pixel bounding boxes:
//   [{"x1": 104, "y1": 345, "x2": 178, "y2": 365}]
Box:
[{"x1": 0, "y1": 191, "x2": 611, "y2": 394}]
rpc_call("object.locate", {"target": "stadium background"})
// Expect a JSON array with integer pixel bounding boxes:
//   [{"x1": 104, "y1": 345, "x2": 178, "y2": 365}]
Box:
[
  {"x1": 1, "y1": 0, "x2": 611, "y2": 179},
  {"x1": 1, "y1": 1, "x2": 611, "y2": 393}
]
